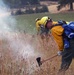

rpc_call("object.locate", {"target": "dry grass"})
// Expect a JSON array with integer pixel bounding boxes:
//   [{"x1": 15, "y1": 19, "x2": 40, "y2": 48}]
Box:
[{"x1": 0, "y1": 32, "x2": 74, "y2": 75}]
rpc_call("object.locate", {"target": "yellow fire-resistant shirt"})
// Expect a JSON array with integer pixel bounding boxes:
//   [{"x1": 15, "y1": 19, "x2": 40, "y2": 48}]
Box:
[
  {"x1": 51, "y1": 25, "x2": 64, "y2": 51},
  {"x1": 36, "y1": 16, "x2": 64, "y2": 51}
]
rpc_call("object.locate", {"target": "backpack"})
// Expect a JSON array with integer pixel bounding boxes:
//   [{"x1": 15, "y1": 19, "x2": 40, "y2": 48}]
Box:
[
  {"x1": 56, "y1": 20, "x2": 74, "y2": 48},
  {"x1": 62, "y1": 21, "x2": 74, "y2": 38},
  {"x1": 55, "y1": 20, "x2": 74, "y2": 38}
]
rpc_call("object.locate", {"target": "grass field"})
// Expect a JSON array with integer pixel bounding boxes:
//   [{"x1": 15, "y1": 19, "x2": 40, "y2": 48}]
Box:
[
  {"x1": 13, "y1": 12, "x2": 74, "y2": 34},
  {"x1": 0, "y1": 12, "x2": 74, "y2": 75}
]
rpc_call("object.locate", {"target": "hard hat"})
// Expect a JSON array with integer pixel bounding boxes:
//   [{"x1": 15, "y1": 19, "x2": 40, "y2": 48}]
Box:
[
  {"x1": 42, "y1": 16, "x2": 52, "y2": 26},
  {"x1": 35, "y1": 18, "x2": 40, "y2": 22}
]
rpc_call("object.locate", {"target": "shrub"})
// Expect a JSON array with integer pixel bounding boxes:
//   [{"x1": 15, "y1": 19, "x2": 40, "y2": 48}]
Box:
[
  {"x1": 25, "y1": 8, "x2": 34, "y2": 14},
  {"x1": 15, "y1": 9, "x2": 25, "y2": 15},
  {"x1": 41, "y1": 5, "x2": 49, "y2": 12},
  {"x1": 35, "y1": 7, "x2": 42, "y2": 13},
  {"x1": 35, "y1": 5, "x2": 48, "y2": 13}
]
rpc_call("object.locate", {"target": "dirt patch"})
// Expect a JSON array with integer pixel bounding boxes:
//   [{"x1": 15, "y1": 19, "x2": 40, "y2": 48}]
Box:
[
  {"x1": 40, "y1": 1, "x2": 74, "y2": 13},
  {"x1": 48, "y1": 4, "x2": 69, "y2": 13}
]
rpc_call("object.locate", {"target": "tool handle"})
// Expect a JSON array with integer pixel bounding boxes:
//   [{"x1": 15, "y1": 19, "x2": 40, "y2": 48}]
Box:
[{"x1": 42, "y1": 54, "x2": 58, "y2": 63}]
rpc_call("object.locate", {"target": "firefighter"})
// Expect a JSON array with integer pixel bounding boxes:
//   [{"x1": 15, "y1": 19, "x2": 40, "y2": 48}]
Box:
[{"x1": 35, "y1": 16, "x2": 74, "y2": 75}]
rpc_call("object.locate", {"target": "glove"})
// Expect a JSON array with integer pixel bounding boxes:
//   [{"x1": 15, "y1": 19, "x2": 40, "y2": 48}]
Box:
[{"x1": 57, "y1": 51, "x2": 63, "y2": 56}]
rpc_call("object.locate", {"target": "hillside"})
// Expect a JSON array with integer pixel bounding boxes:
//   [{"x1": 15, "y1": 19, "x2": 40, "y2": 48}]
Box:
[
  {"x1": 48, "y1": 4, "x2": 69, "y2": 13},
  {"x1": 40, "y1": 1, "x2": 74, "y2": 13}
]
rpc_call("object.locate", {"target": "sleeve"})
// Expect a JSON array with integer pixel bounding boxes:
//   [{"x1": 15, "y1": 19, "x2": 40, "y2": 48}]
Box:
[
  {"x1": 36, "y1": 21, "x2": 40, "y2": 32},
  {"x1": 51, "y1": 26, "x2": 64, "y2": 51}
]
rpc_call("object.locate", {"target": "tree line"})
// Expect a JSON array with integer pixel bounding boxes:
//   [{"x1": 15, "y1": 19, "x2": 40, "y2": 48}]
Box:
[
  {"x1": 58, "y1": 0, "x2": 74, "y2": 11},
  {"x1": 3, "y1": 0, "x2": 74, "y2": 10},
  {"x1": 3, "y1": 0, "x2": 40, "y2": 8}
]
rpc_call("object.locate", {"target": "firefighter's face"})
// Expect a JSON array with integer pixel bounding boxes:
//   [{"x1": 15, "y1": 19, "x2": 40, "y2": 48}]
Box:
[{"x1": 46, "y1": 21, "x2": 52, "y2": 29}]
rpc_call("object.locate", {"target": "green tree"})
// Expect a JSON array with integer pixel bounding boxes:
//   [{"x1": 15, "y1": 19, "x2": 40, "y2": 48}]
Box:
[
  {"x1": 57, "y1": 0, "x2": 74, "y2": 11},
  {"x1": 3, "y1": 0, "x2": 40, "y2": 8},
  {"x1": 28, "y1": 0, "x2": 40, "y2": 5},
  {"x1": 3, "y1": 0, "x2": 21, "y2": 8}
]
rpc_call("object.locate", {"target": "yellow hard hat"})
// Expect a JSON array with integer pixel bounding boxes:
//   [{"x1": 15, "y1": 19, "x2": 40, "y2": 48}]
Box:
[
  {"x1": 35, "y1": 18, "x2": 40, "y2": 22},
  {"x1": 40, "y1": 16, "x2": 52, "y2": 26}
]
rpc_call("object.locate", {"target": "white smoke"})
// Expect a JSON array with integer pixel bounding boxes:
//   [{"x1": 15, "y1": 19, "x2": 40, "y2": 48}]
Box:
[
  {"x1": 0, "y1": 0, "x2": 17, "y2": 32},
  {"x1": 0, "y1": 0, "x2": 38, "y2": 58},
  {"x1": 0, "y1": 1, "x2": 42, "y2": 74}
]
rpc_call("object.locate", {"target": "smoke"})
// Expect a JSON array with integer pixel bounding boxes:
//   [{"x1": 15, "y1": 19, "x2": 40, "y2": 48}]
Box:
[
  {"x1": 0, "y1": 0, "x2": 39, "y2": 58},
  {"x1": 0, "y1": 0, "x2": 17, "y2": 32},
  {"x1": 0, "y1": 1, "x2": 41, "y2": 74}
]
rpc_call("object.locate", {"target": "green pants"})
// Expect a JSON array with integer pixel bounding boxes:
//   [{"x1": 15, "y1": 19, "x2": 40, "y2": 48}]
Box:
[{"x1": 60, "y1": 39, "x2": 74, "y2": 71}]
